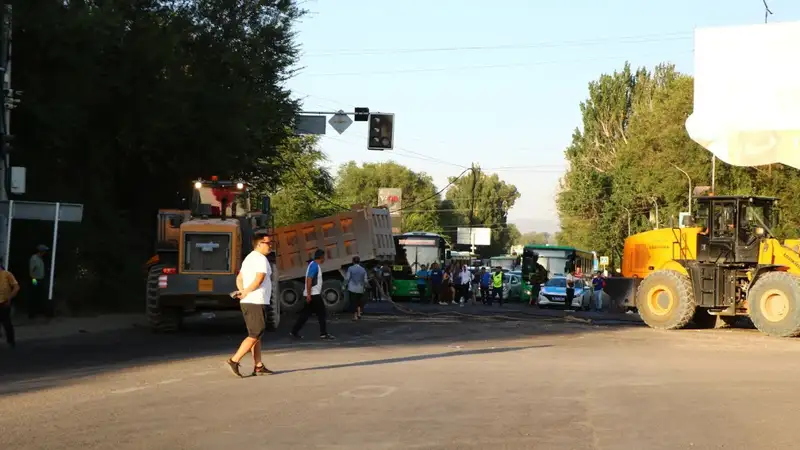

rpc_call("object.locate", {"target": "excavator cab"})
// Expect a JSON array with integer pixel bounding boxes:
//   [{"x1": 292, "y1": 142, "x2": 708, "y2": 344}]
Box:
[{"x1": 694, "y1": 196, "x2": 776, "y2": 264}]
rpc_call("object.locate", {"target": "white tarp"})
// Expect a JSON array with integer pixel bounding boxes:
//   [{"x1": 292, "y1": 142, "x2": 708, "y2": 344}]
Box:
[{"x1": 685, "y1": 21, "x2": 800, "y2": 169}]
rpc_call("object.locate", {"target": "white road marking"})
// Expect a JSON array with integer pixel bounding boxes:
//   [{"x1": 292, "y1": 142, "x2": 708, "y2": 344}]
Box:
[
  {"x1": 339, "y1": 385, "x2": 398, "y2": 399},
  {"x1": 111, "y1": 386, "x2": 149, "y2": 394},
  {"x1": 157, "y1": 378, "x2": 181, "y2": 385}
]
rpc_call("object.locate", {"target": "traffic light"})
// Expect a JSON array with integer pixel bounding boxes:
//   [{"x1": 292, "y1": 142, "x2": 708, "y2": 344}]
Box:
[{"x1": 367, "y1": 113, "x2": 394, "y2": 150}]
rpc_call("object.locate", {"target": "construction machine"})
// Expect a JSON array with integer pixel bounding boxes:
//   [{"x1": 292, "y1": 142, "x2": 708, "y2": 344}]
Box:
[
  {"x1": 145, "y1": 177, "x2": 277, "y2": 332},
  {"x1": 617, "y1": 194, "x2": 800, "y2": 337}
]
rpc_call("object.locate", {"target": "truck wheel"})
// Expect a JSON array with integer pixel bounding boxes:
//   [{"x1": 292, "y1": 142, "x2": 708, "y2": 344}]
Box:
[
  {"x1": 748, "y1": 271, "x2": 800, "y2": 337},
  {"x1": 145, "y1": 265, "x2": 183, "y2": 333},
  {"x1": 321, "y1": 278, "x2": 346, "y2": 314},
  {"x1": 279, "y1": 281, "x2": 305, "y2": 314},
  {"x1": 636, "y1": 270, "x2": 696, "y2": 330},
  {"x1": 692, "y1": 310, "x2": 736, "y2": 329}
]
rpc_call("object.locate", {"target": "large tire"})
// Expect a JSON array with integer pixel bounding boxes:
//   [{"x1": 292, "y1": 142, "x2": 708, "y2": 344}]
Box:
[
  {"x1": 279, "y1": 280, "x2": 305, "y2": 314},
  {"x1": 145, "y1": 265, "x2": 183, "y2": 333},
  {"x1": 321, "y1": 278, "x2": 347, "y2": 314},
  {"x1": 748, "y1": 271, "x2": 800, "y2": 337},
  {"x1": 636, "y1": 270, "x2": 696, "y2": 330},
  {"x1": 692, "y1": 310, "x2": 737, "y2": 329},
  {"x1": 265, "y1": 263, "x2": 281, "y2": 331}
]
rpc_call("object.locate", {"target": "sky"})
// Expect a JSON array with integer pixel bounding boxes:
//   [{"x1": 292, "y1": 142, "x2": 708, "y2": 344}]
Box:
[{"x1": 287, "y1": 0, "x2": 800, "y2": 233}]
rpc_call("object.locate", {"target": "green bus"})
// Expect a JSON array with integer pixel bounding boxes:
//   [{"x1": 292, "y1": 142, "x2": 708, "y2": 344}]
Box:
[
  {"x1": 390, "y1": 232, "x2": 448, "y2": 299},
  {"x1": 489, "y1": 255, "x2": 519, "y2": 271},
  {"x1": 520, "y1": 245, "x2": 596, "y2": 302}
]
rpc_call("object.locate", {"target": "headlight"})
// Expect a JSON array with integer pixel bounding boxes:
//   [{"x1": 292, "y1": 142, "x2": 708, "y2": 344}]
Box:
[{"x1": 524, "y1": 290, "x2": 531, "y2": 295}]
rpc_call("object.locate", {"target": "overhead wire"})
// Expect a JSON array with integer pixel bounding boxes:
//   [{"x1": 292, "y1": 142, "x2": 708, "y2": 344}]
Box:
[{"x1": 303, "y1": 32, "x2": 693, "y2": 57}]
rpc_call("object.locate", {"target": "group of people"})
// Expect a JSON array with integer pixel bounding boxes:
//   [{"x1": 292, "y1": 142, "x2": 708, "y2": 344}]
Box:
[
  {"x1": 0, "y1": 244, "x2": 52, "y2": 350},
  {"x1": 415, "y1": 263, "x2": 506, "y2": 306}
]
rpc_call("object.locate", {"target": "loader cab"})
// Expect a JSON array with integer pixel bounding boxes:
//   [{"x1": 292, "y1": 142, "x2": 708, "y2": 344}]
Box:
[{"x1": 695, "y1": 195, "x2": 776, "y2": 264}]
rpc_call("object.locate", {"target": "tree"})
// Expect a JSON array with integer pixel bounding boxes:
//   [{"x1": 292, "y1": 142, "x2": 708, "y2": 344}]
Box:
[
  {"x1": 444, "y1": 168, "x2": 520, "y2": 256},
  {"x1": 259, "y1": 135, "x2": 341, "y2": 227},
  {"x1": 556, "y1": 61, "x2": 800, "y2": 265},
  {"x1": 517, "y1": 231, "x2": 555, "y2": 246},
  {"x1": 12, "y1": 1, "x2": 304, "y2": 310},
  {"x1": 334, "y1": 161, "x2": 444, "y2": 233}
]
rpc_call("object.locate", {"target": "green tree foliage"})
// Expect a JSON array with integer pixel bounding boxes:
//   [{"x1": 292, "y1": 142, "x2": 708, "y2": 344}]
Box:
[
  {"x1": 557, "y1": 61, "x2": 800, "y2": 266},
  {"x1": 262, "y1": 135, "x2": 340, "y2": 228},
  {"x1": 516, "y1": 231, "x2": 556, "y2": 246},
  {"x1": 334, "y1": 161, "x2": 443, "y2": 233},
  {"x1": 13, "y1": 0, "x2": 303, "y2": 310},
  {"x1": 444, "y1": 168, "x2": 520, "y2": 255}
]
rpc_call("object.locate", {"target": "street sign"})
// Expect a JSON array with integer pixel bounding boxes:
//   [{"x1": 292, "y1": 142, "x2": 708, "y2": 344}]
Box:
[
  {"x1": 354, "y1": 107, "x2": 370, "y2": 122},
  {"x1": 328, "y1": 110, "x2": 353, "y2": 135},
  {"x1": 456, "y1": 227, "x2": 491, "y2": 246},
  {"x1": 294, "y1": 115, "x2": 326, "y2": 135},
  {"x1": 599, "y1": 256, "x2": 609, "y2": 266}
]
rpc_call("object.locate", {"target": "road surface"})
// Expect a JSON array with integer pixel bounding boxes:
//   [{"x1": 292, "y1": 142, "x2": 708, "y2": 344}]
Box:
[{"x1": 2, "y1": 307, "x2": 800, "y2": 449}]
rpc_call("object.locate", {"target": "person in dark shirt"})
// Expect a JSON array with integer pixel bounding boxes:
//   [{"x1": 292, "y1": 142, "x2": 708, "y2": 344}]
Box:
[
  {"x1": 565, "y1": 279, "x2": 576, "y2": 312},
  {"x1": 480, "y1": 268, "x2": 491, "y2": 304},
  {"x1": 429, "y1": 263, "x2": 443, "y2": 304}
]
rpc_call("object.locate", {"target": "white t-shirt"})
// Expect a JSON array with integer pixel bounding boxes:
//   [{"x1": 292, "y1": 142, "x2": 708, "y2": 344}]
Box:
[
  {"x1": 303, "y1": 261, "x2": 323, "y2": 296},
  {"x1": 240, "y1": 251, "x2": 272, "y2": 305}
]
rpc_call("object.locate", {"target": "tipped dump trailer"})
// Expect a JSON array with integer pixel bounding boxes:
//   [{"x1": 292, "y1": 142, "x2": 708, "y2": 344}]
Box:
[{"x1": 274, "y1": 206, "x2": 396, "y2": 314}]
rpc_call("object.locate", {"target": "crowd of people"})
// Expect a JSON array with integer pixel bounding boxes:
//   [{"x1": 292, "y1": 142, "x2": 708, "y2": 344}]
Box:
[{"x1": 413, "y1": 263, "x2": 506, "y2": 307}]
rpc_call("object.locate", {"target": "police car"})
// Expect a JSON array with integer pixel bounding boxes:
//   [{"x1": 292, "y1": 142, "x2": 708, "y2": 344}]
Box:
[{"x1": 537, "y1": 275, "x2": 592, "y2": 310}]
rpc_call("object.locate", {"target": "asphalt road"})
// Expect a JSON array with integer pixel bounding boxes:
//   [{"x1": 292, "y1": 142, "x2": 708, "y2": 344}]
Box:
[{"x1": 2, "y1": 307, "x2": 800, "y2": 449}]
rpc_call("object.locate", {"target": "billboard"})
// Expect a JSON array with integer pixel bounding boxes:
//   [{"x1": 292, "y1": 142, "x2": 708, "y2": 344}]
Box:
[
  {"x1": 456, "y1": 227, "x2": 491, "y2": 246},
  {"x1": 685, "y1": 21, "x2": 800, "y2": 169},
  {"x1": 378, "y1": 188, "x2": 402, "y2": 234}
]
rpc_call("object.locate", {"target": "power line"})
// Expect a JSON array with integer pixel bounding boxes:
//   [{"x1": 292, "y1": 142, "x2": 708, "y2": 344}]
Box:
[
  {"x1": 302, "y1": 32, "x2": 692, "y2": 57},
  {"x1": 298, "y1": 51, "x2": 694, "y2": 77},
  {"x1": 274, "y1": 153, "x2": 349, "y2": 211},
  {"x1": 393, "y1": 168, "x2": 471, "y2": 213}
]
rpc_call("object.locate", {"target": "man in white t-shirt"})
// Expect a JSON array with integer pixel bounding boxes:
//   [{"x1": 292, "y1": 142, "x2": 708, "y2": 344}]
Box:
[
  {"x1": 225, "y1": 231, "x2": 274, "y2": 378},
  {"x1": 290, "y1": 248, "x2": 335, "y2": 340}
]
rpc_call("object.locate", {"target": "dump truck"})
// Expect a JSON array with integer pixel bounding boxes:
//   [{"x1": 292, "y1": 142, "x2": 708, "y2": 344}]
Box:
[
  {"x1": 145, "y1": 177, "x2": 277, "y2": 332},
  {"x1": 611, "y1": 194, "x2": 800, "y2": 337},
  {"x1": 273, "y1": 206, "x2": 395, "y2": 314}
]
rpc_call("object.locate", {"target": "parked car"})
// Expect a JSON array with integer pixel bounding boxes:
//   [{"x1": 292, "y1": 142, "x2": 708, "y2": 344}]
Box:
[
  {"x1": 537, "y1": 276, "x2": 592, "y2": 310},
  {"x1": 503, "y1": 271, "x2": 523, "y2": 300}
]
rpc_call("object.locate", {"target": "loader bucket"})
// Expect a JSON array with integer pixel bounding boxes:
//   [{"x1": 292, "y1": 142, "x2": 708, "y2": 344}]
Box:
[{"x1": 603, "y1": 277, "x2": 640, "y2": 312}]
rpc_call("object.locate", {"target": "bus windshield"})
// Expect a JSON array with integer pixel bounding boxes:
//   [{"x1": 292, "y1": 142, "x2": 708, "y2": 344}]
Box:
[{"x1": 394, "y1": 235, "x2": 446, "y2": 278}]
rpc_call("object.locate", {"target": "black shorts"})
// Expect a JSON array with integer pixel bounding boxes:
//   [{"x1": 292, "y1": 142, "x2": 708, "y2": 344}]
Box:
[
  {"x1": 241, "y1": 303, "x2": 267, "y2": 339},
  {"x1": 349, "y1": 290, "x2": 366, "y2": 308}
]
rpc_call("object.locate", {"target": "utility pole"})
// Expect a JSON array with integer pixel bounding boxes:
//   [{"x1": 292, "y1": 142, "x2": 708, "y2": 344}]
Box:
[
  {"x1": 672, "y1": 164, "x2": 692, "y2": 213},
  {"x1": 468, "y1": 163, "x2": 478, "y2": 254},
  {"x1": 0, "y1": 3, "x2": 10, "y2": 201}
]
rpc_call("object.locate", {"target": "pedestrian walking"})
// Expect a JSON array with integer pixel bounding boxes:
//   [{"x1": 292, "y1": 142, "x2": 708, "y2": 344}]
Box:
[
  {"x1": 28, "y1": 244, "x2": 52, "y2": 319},
  {"x1": 225, "y1": 231, "x2": 274, "y2": 378},
  {"x1": 429, "y1": 263, "x2": 443, "y2": 304},
  {"x1": 489, "y1": 267, "x2": 504, "y2": 306},
  {"x1": 291, "y1": 249, "x2": 335, "y2": 340},
  {"x1": 591, "y1": 272, "x2": 606, "y2": 311},
  {"x1": 479, "y1": 267, "x2": 491, "y2": 304},
  {"x1": 415, "y1": 264, "x2": 429, "y2": 302},
  {"x1": 344, "y1": 256, "x2": 368, "y2": 320},
  {"x1": 458, "y1": 265, "x2": 471, "y2": 306},
  {"x1": 565, "y1": 279, "x2": 576, "y2": 312},
  {"x1": 0, "y1": 263, "x2": 20, "y2": 349}
]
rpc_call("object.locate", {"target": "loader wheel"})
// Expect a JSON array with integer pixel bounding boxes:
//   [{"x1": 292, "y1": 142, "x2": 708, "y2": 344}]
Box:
[
  {"x1": 636, "y1": 270, "x2": 696, "y2": 330},
  {"x1": 748, "y1": 271, "x2": 800, "y2": 337},
  {"x1": 145, "y1": 265, "x2": 183, "y2": 333},
  {"x1": 692, "y1": 310, "x2": 737, "y2": 329},
  {"x1": 264, "y1": 263, "x2": 280, "y2": 332}
]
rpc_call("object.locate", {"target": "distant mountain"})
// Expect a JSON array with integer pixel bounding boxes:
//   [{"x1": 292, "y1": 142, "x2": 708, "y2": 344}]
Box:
[{"x1": 511, "y1": 218, "x2": 560, "y2": 234}]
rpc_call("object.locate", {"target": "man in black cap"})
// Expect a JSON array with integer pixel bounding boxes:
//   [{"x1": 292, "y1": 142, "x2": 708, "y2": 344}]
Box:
[{"x1": 290, "y1": 249, "x2": 335, "y2": 340}]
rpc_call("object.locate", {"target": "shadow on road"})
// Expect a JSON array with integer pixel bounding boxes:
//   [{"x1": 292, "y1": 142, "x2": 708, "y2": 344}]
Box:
[
  {"x1": 274, "y1": 344, "x2": 551, "y2": 375},
  {"x1": 0, "y1": 304, "x2": 633, "y2": 396}
]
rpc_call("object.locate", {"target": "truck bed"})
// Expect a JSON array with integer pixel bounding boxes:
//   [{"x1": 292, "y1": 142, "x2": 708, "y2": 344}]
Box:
[{"x1": 273, "y1": 206, "x2": 396, "y2": 281}]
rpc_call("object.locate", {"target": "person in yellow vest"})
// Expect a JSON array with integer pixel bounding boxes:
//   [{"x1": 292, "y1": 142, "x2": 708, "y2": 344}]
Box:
[{"x1": 488, "y1": 267, "x2": 504, "y2": 306}]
